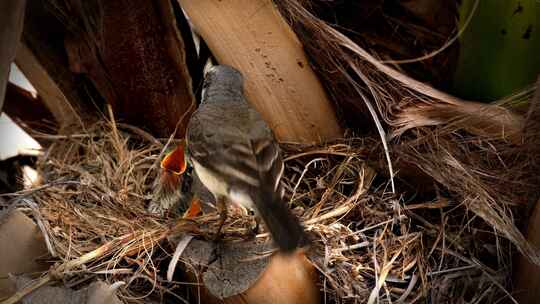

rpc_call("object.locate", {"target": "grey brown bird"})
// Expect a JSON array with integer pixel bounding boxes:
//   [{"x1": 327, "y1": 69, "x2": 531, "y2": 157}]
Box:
[{"x1": 185, "y1": 65, "x2": 305, "y2": 252}]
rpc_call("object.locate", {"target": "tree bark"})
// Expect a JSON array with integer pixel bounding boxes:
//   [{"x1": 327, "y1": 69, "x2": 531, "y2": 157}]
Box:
[
  {"x1": 17, "y1": 0, "x2": 95, "y2": 129},
  {"x1": 64, "y1": 0, "x2": 196, "y2": 138}
]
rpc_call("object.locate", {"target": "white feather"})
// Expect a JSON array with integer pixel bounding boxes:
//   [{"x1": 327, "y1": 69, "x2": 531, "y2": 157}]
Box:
[
  {"x1": 192, "y1": 159, "x2": 228, "y2": 197},
  {"x1": 229, "y1": 189, "x2": 255, "y2": 210}
]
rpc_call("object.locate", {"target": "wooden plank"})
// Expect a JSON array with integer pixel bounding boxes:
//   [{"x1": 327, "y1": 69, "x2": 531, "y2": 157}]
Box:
[
  {"x1": 0, "y1": 0, "x2": 26, "y2": 111},
  {"x1": 178, "y1": 0, "x2": 342, "y2": 143}
]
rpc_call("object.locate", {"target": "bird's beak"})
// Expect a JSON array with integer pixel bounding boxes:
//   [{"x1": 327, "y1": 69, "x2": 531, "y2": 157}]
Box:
[
  {"x1": 183, "y1": 197, "x2": 202, "y2": 218},
  {"x1": 160, "y1": 144, "x2": 187, "y2": 175}
]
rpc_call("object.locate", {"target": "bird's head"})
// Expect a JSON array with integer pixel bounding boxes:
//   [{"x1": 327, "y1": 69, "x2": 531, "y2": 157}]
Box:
[
  {"x1": 160, "y1": 143, "x2": 187, "y2": 175},
  {"x1": 202, "y1": 65, "x2": 245, "y2": 102}
]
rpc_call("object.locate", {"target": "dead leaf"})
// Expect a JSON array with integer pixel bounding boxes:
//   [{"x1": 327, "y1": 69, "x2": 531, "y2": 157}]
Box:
[{"x1": 0, "y1": 210, "x2": 48, "y2": 299}]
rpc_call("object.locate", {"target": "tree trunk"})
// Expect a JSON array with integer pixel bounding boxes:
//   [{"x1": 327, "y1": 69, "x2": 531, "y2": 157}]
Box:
[{"x1": 64, "y1": 0, "x2": 196, "y2": 138}]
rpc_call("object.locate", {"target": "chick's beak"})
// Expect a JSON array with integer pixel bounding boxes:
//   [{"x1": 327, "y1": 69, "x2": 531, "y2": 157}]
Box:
[
  {"x1": 183, "y1": 197, "x2": 202, "y2": 218},
  {"x1": 161, "y1": 144, "x2": 187, "y2": 175}
]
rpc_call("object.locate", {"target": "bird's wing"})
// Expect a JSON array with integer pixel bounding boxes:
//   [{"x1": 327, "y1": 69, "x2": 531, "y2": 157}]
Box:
[{"x1": 186, "y1": 102, "x2": 266, "y2": 189}]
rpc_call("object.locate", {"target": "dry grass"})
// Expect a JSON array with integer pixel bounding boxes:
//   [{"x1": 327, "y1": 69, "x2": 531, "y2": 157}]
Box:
[
  {"x1": 2, "y1": 120, "x2": 203, "y2": 303},
  {"x1": 2, "y1": 116, "x2": 536, "y2": 303},
  {"x1": 282, "y1": 139, "x2": 524, "y2": 303},
  {"x1": 270, "y1": 1, "x2": 540, "y2": 302}
]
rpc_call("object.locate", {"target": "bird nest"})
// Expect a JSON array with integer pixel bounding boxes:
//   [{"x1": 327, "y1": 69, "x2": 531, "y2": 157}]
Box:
[{"x1": 5, "y1": 110, "x2": 536, "y2": 303}]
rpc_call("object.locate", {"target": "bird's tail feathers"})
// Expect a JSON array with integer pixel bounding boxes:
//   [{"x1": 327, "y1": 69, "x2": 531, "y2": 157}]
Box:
[
  {"x1": 249, "y1": 139, "x2": 306, "y2": 252},
  {"x1": 251, "y1": 186, "x2": 306, "y2": 252}
]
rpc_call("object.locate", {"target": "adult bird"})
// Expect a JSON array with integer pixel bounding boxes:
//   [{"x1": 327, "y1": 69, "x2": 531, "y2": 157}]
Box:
[{"x1": 185, "y1": 64, "x2": 305, "y2": 252}]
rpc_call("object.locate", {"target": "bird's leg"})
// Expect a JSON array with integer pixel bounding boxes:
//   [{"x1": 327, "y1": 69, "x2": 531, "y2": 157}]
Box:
[
  {"x1": 251, "y1": 216, "x2": 261, "y2": 238},
  {"x1": 213, "y1": 196, "x2": 227, "y2": 241},
  {"x1": 248, "y1": 208, "x2": 261, "y2": 236}
]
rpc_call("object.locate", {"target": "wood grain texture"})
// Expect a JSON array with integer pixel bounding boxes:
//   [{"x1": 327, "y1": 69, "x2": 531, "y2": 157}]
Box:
[
  {"x1": 179, "y1": 0, "x2": 342, "y2": 143},
  {"x1": 102, "y1": 0, "x2": 195, "y2": 138}
]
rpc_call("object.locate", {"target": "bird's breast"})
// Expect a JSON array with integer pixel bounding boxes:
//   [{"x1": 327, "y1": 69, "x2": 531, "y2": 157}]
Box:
[
  {"x1": 192, "y1": 160, "x2": 256, "y2": 211},
  {"x1": 192, "y1": 160, "x2": 228, "y2": 198}
]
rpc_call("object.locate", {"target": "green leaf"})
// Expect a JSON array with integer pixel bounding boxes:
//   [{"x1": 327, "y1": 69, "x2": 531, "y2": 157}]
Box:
[{"x1": 452, "y1": 0, "x2": 540, "y2": 101}]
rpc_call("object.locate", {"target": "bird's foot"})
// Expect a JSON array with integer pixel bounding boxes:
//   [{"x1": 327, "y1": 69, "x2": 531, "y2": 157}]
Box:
[
  {"x1": 247, "y1": 217, "x2": 260, "y2": 239},
  {"x1": 212, "y1": 216, "x2": 225, "y2": 242},
  {"x1": 212, "y1": 197, "x2": 227, "y2": 241}
]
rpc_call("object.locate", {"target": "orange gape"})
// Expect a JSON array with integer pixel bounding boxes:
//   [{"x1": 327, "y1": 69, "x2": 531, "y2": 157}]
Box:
[
  {"x1": 184, "y1": 198, "x2": 202, "y2": 218},
  {"x1": 159, "y1": 144, "x2": 202, "y2": 218},
  {"x1": 160, "y1": 144, "x2": 187, "y2": 175}
]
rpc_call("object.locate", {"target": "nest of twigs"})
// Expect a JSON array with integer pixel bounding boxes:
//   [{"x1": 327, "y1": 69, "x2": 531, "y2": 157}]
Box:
[{"x1": 5, "y1": 104, "x2": 537, "y2": 304}]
